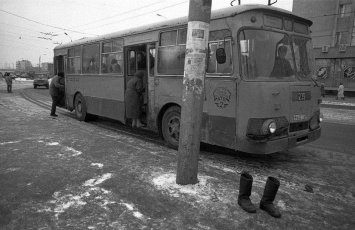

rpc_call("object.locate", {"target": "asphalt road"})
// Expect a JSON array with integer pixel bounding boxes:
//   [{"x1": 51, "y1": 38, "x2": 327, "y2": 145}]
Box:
[
  {"x1": 308, "y1": 122, "x2": 355, "y2": 154},
  {"x1": 1, "y1": 82, "x2": 355, "y2": 229}
]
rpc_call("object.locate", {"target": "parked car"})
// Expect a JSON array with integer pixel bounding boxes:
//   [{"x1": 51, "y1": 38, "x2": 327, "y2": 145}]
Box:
[{"x1": 33, "y1": 73, "x2": 49, "y2": 89}]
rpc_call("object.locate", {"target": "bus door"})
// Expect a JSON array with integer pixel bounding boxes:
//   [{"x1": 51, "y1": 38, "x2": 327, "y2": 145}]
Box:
[
  {"x1": 53, "y1": 55, "x2": 67, "y2": 107},
  {"x1": 125, "y1": 44, "x2": 149, "y2": 125},
  {"x1": 147, "y1": 44, "x2": 156, "y2": 128},
  {"x1": 54, "y1": 55, "x2": 65, "y2": 75}
]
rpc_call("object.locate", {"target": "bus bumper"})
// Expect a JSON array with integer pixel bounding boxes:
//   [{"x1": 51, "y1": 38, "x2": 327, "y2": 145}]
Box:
[
  {"x1": 237, "y1": 127, "x2": 321, "y2": 154},
  {"x1": 288, "y1": 127, "x2": 321, "y2": 149}
]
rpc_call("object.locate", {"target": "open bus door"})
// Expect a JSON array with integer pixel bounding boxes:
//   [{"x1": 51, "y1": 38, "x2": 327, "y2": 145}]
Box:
[
  {"x1": 53, "y1": 55, "x2": 67, "y2": 108},
  {"x1": 124, "y1": 44, "x2": 150, "y2": 126},
  {"x1": 146, "y1": 44, "x2": 156, "y2": 128}
]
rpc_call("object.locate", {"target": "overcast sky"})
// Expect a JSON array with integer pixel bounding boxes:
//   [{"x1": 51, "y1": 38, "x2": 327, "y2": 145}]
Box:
[{"x1": 0, "y1": 0, "x2": 293, "y2": 68}]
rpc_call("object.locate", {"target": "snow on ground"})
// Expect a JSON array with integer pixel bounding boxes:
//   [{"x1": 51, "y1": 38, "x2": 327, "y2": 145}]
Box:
[{"x1": 321, "y1": 107, "x2": 355, "y2": 125}]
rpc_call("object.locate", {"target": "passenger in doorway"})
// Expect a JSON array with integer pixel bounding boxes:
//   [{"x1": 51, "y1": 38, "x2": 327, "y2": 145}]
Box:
[
  {"x1": 110, "y1": 59, "x2": 121, "y2": 73},
  {"x1": 270, "y1": 45, "x2": 294, "y2": 78},
  {"x1": 137, "y1": 52, "x2": 147, "y2": 69},
  {"x1": 336, "y1": 83, "x2": 345, "y2": 100},
  {"x1": 4, "y1": 72, "x2": 13, "y2": 93},
  {"x1": 49, "y1": 72, "x2": 65, "y2": 117},
  {"x1": 125, "y1": 70, "x2": 145, "y2": 128}
]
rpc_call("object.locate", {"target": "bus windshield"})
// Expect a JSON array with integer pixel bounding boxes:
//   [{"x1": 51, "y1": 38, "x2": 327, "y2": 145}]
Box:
[{"x1": 239, "y1": 29, "x2": 315, "y2": 81}]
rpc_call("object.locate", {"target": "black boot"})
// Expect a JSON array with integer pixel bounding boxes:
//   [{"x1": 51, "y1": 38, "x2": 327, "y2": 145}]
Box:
[
  {"x1": 238, "y1": 172, "x2": 256, "y2": 213},
  {"x1": 260, "y1": 177, "x2": 281, "y2": 218}
]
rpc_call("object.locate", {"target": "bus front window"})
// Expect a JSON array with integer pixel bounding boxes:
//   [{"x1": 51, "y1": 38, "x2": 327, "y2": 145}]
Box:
[
  {"x1": 239, "y1": 29, "x2": 296, "y2": 81},
  {"x1": 293, "y1": 36, "x2": 316, "y2": 81}
]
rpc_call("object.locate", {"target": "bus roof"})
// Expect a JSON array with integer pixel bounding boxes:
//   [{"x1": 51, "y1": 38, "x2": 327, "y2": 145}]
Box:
[{"x1": 54, "y1": 4, "x2": 312, "y2": 50}]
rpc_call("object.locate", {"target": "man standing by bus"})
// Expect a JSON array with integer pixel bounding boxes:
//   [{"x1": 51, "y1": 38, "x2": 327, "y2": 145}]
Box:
[
  {"x1": 4, "y1": 72, "x2": 13, "y2": 93},
  {"x1": 49, "y1": 72, "x2": 65, "y2": 117}
]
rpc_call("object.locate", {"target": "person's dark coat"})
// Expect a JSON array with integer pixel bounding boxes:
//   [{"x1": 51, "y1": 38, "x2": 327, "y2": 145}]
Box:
[
  {"x1": 125, "y1": 72, "x2": 144, "y2": 119},
  {"x1": 49, "y1": 75, "x2": 65, "y2": 96},
  {"x1": 5, "y1": 75, "x2": 12, "y2": 86},
  {"x1": 271, "y1": 57, "x2": 294, "y2": 78}
]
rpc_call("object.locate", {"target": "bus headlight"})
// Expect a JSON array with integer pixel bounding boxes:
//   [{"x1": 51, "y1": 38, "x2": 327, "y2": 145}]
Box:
[
  {"x1": 309, "y1": 110, "x2": 321, "y2": 131},
  {"x1": 261, "y1": 119, "x2": 277, "y2": 135},
  {"x1": 247, "y1": 117, "x2": 288, "y2": 141}
]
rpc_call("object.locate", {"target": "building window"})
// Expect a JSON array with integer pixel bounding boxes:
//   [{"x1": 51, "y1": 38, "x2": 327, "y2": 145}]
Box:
[
  {"x1": 339, "y1": 4, "x2": 352, "y2": 17},
  {"x1": 335, "y1": 32, "x2": 349, "y2": 45}
]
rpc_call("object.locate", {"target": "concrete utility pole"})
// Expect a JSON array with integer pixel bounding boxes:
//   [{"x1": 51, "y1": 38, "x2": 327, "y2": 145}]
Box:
[{"x1": 176, "y1": 0, "x2": 212, "y2": 185}]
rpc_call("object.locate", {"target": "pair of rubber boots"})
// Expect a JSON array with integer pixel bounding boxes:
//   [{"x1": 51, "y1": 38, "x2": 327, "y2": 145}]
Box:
[{"x1": 238, "y1": 172, "x2": 281, "y2": 218}]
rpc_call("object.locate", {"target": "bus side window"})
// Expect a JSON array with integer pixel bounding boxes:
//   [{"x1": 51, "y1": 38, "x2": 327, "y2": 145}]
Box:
[
  {"x1": 207, "y1": 41, "x2": 232, "y2": 74},
  {"x1": 207, "y1": 29, "x2": 232, "y2": 74},
  {"x1": 129, "y1": 51, "x2": 136, "y2": 75},
  {"x1": 102, "y1": 39, "x2": 124, "y2": 75},
  {"x1": 67, "y1": 47, "x2": 81, "y2": 74},
  {"x1": 82, "y1": 43, "x2": 100, "y2": 74},
  {"x1": 157, "y1": 29, "x2": 186, "y2": 75},
  {"x1": 149, "y1": 48, "x2": 155, "y2": 76}
]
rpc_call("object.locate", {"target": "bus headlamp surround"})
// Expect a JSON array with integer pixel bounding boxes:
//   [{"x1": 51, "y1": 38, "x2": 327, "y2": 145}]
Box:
[
  {"x1": 310, "y1": 110, "x2": 321, "y2": 131},
  {"x1": 261, "y1": 119, "x2": 277, "y2": 135}
]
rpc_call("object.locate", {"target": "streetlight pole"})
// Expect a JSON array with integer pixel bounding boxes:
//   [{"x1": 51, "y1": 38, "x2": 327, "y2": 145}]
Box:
[
  {"x1": 64, "y1": 32, "x2": 72, "y2": 42},
  {"x1": 157, "y1": 14, "x2": 167, "y2": 20},
  {"x1": 39, "y1": 54, "x2": 46, "y2": 72}
]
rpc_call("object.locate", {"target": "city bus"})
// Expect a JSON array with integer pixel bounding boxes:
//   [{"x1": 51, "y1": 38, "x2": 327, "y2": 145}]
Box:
[{"x1": 53, "y1": 4, "x2": 322, "y2": 154}]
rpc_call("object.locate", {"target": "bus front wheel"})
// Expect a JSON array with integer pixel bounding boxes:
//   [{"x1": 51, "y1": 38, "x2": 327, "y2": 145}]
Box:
[
  {"x1": 74, "y1": 93, "x2": 89, "y2": 121},
  {"x1": 162, "y1": 106, "x2": 181, "y2": 150}
]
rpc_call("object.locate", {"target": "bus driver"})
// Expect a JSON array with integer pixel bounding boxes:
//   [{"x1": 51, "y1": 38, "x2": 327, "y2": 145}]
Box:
[{"x1": 270, "y1": 45, "x2": 294, "y2": 78}]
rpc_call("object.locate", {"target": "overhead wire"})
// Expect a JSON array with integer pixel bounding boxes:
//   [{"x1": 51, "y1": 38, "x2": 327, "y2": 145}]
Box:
[
  {"x1": 0, "y1": 8, "x2": 97, "y2": 36},
  {"x1": 79, "y1": 1, "x2": 188, "y2": 32},
  {"x1": 66, "y1": 0, "x2": 169, "y2": 30}
]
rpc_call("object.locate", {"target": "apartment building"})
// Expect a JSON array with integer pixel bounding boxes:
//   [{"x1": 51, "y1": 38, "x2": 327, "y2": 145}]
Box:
[{"x1": 293, "y1": 0, "x2": 355, "y2": 91}]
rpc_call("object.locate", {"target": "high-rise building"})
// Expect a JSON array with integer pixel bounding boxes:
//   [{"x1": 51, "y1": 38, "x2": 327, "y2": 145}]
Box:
[
  {"x1": 293, "y1": 0, "x2": 355, "y2": 92},
  {"x1": 16, "y1": 60, "x2": 33, "y2": 72}
]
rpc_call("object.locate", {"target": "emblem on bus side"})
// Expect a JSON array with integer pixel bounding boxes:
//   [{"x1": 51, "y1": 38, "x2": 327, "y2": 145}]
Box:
[{"x1": 213, "y1": 87, "x2": 231, "y2": 108}]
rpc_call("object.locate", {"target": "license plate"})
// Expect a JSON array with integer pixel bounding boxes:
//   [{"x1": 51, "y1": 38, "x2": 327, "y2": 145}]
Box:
[{"x1": 294, "y1": 114, "x2": 306, "y2": 121}]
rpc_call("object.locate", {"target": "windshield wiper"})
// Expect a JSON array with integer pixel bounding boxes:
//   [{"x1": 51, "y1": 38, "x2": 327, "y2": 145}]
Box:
[{"x1": 310, "y1": 76, "x2": 319, "y2": 87}]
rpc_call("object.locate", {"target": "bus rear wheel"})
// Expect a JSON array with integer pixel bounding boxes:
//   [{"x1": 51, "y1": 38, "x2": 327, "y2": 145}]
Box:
[
  {"x1": 74, "y1": 93, "x2": 90, "y2": 121},
  {"x1": 162, "y1": 106, "x2": 181, "y2": 150}
]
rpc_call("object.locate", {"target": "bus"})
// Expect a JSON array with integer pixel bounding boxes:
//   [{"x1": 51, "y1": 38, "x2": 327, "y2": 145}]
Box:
[{"x1": 53, "y1": 4, "x2": 322, "y2": 154}]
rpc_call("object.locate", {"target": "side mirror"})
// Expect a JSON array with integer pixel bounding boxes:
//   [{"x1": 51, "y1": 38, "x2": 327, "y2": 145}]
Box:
[{"x1": 216, "y1": 48, "x2": 226, "y2": 64}]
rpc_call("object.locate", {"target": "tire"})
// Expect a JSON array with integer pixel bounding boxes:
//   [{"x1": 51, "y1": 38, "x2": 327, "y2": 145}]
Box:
[
  {"x1": 162, "y1": 106, "x2": 181, "y2": 150},
  {"x1": 74, "y1": 93, "x2": 90, "y2": 121},
  {"x1": 34, "y1": 85, "x2": 37, "y2": 89}
]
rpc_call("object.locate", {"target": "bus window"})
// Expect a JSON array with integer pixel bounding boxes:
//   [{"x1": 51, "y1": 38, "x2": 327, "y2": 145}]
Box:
[
  {"x1": 177, "y1": 28, "x2": 187, "y2": 44},
  {"x1": 239, "y1": 29, "x2": 295, "y2": 81},
  {"x1": 67, "y1": 47, "x2": 81, "y2": 74},
  {"x1": 158, "y1": 29, "x2": 186, "y2": 75},
  {"x1": 160, "y1": 30, "x2": 177, "y2": 46},
  {"x1": 148, "y1": 48, "x2": 155, "y2": 76},
  {"x1": 128, "y1": 51, "x2": 136, "y2": 75},
  {"x1": 102, "y1": 39, "x2": 123, "y2": 74},
  {"x1": 293, "y1": 36, "x2": 315, "y2": 80},
  {"x1": 207, "y1": 40, "x2": 232, "y2": 74},
  {"x1": 82, "y1": 43, "x2": 100, "y2": 74},
  {"x1": 207, "y1": 29, "x2": 232, "y2": 74}
]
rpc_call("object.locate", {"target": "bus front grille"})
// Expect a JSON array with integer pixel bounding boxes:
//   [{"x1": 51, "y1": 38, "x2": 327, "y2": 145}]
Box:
[{"x1": 289, "y1": 121, "x2": 309, "y2": 133}]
